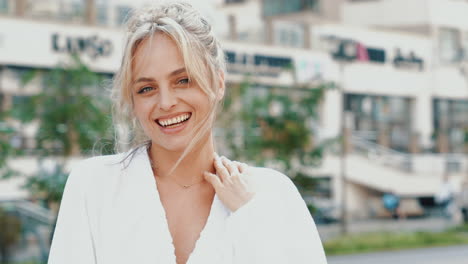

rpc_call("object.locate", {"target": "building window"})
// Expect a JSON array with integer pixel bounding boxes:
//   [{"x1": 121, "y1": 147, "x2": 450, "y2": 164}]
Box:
[
  {"x1": 263, "y1": 0, "x2": 319, "y2": 16},
  {"x1": 345, "y1": 94, "x2": 412, "y2": 151},
  {"x1": 71, "y1": 1, "x2": 84, "y2": 18},
  {"x1": 0, "y1": 0, "x2": 8, "y2": 14},
  {"x1": 273, "y1": 22, "x2": 305, "y2": 48},
  {"x1": 7, "y1": 66, "x2": 35, "y2": 81},
  {"x1": 116, "y1": 5, "x2": 132, "y2": 25},
  {"x1": 433, "y1": 99, "x2": 468, "y2": 153},
  {"x1": 439, "y1": 27, "x2": 461, "y2": 63},
  {"x1": 97, "y1": 4, "x2": 108, "y2": 26},
  {"x1": 462, "y1": 32, "x2": 468, "y2": 61},
  {"x1": 225, "y1": 0, "x2": 245, "y2": 3}
]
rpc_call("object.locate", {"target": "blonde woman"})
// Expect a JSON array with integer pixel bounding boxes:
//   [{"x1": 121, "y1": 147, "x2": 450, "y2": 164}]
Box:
[{"x1": 48, "y1": 2, "x2": 327, "y2": 264}]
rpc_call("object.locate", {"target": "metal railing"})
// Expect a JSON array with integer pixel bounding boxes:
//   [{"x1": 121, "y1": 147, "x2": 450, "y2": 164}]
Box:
[
  {"x1": 350, "y1": 134, "x2": 468, "y2": 174},
  {"x1": 351, "y1": 134, "x2": 413, "y2": 172},
  {"x1": 0, "y1": 200, "x2": 55, "y2": 226}
]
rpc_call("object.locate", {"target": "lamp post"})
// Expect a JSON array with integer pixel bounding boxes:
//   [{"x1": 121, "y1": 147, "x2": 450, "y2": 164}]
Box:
[{"x1": 339, "y1": 60, "x2": 348, "y2": 235}]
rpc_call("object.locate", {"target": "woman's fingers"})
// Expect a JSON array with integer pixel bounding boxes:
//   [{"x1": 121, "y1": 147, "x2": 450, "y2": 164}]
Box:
[
  {"x1": 221, "y1": 156, "x2": 240, "y2": 176},
  {"x1": 203, "y1": 171, "x2": 223, "y2": 190},
  {"x1": 233, "y1": 161, "x2": 248, "y2": 174},
  {"x1": 213, "y1": 155, "x2": 230, "y2": 182},
  {"x1": 208, "y1": 154, "x2": 254, "y2": 212},
  {"x1": 212, "y1": 153, "x2": 249, "y2": 183}
]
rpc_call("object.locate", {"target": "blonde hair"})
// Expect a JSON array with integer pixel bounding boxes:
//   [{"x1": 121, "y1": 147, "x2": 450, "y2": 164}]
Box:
[{"x1": 112, "y1": 1, "x2": 226, "y2": 169}]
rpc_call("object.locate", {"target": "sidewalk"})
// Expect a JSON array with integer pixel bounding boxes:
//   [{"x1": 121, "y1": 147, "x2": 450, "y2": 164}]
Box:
[{"x1": 317, "y1": 217, "x2": 457, "y2": 241}]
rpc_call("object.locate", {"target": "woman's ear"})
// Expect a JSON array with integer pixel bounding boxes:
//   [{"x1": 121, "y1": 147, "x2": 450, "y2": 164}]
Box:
[{"x1": 216, "y1": 70, "x2": 225, "y2": 101}]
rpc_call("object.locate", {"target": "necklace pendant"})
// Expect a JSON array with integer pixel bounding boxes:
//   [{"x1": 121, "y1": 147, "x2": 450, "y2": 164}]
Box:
[{"x1": 183, "y1": 184, "x2": 190, "y2": 188}]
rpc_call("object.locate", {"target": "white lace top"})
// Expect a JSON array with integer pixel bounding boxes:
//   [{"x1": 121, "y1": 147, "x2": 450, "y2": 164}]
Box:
[{"x1": 48, "y1": 147, "x2": 327, "y2": 264}]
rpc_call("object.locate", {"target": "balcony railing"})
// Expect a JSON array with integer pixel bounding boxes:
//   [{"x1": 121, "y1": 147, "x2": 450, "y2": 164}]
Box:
[{"x1": 351, "y1": 134, "x2": 468, "y2": 174}]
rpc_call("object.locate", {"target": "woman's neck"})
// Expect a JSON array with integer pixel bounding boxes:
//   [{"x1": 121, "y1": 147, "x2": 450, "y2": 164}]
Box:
[{"x1": 149, "y1": 135, "x2": 216, "y2": 185}]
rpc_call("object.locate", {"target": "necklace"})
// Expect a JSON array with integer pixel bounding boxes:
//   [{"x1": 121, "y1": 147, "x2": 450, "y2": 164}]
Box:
[
  {"x1": 177, "y1": 179, "x2": 205, "y2": 189},
  {"x1": 149, "y1": 156, "x2": 205, "y2": 189}
]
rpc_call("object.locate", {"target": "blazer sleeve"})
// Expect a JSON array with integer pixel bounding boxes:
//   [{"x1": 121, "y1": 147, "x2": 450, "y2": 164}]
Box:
[
  {"x1": 48, "y1": 164, "x2": 97, "y2": 264},
  {"x1": 226, "y1": 170, "x2": 328, "y2": 264}
]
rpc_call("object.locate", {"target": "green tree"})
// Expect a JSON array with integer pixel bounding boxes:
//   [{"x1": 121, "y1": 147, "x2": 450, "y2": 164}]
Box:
[
  {"x1": 0, "y1": 207, "x2": 22, "y2": 264},
  {"x1": 0, "y1": 112, "x2": 18, "y2": 180},
  {"x1": 11, "y1": 55, "x2": 113, "y2": 206},
  {"x1": 220, "y1": 76, "x2": 335, "y2": 195}
]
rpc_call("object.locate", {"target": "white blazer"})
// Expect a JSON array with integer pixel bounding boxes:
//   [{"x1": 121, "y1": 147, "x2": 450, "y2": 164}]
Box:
[{"x1": 48, "y1": 147, "x2": 328, "y2": 264}]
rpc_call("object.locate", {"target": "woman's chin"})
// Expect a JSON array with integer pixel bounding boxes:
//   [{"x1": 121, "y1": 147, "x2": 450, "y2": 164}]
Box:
[{"x1": 151, "y1": 139, "x2": 191, "y2": 154}]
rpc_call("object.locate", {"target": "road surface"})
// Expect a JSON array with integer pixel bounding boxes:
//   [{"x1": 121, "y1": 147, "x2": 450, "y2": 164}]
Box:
[{"x1": 327, "y1": 245, "x2": 468, "y2": 264}]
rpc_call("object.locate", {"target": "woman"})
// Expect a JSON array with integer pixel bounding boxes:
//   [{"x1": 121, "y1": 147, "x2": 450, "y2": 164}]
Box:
[{"x1": 48, "y1": 2, "x2": 327, "y2": 264}]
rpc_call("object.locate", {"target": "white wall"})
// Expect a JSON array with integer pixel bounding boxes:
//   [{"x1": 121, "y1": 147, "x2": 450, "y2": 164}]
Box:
[
  {"x1": 429, "y1": 0, "x2": 468, "y2": 29},
  {"x1": 343, "y1": 0, "x2": 468, "y2": 30},
  {"x1": 311, "y1": 24, "x2": 439, "y2": 146},
  {"x1": 433, "y1": 67, "x2": 468, "y2": 98},
  {"x1": 0, "y1": 18, "x2": 124, "y2": 72},
  {"x1": 342, "y1": 0, "x2": 430, "y2": 28},
  {"x1": 217, "y1": 0, "x2": 263, "y2": 43},
  {"x1": 343, "y1": 64, "x2": 430, "y2": 97},
  {"x1": 319, "y1": 88, "x2": 341, "y2": 140}
]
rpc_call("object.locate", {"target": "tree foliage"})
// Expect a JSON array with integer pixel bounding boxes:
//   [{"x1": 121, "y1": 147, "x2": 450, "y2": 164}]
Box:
[
  {"x1": 12, "y1": 55, "x2": 113, "y2": 157},
  {"x1": 220, "y1": 76, "x2": 335, "y2": 191},
  {"x1": 10, "y1": 55, "x2": 114, "y2": 205},
  {"x1": 0, "y1": 207, "x2": 22, "y2": 264},
  {"x1": 0, "y1": 105, "x2": 20, "y2": 180}
]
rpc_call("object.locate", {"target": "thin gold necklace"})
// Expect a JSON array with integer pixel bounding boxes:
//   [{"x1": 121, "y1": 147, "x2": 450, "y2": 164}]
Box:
[{"x1": 149, "y1": 157, "x2": 205, "y2": 189}]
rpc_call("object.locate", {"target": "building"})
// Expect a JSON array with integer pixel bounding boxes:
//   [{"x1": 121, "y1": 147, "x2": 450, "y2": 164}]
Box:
[
  {"x1": 1, "y1": 0, "x2": 468, "y2": 223},
  {"x1": 260, "y1": 0, "x2": 468, "y2": 219}
]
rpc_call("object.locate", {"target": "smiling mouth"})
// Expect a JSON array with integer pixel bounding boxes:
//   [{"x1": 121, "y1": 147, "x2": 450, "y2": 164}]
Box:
[{"x1": 156, "y1": 113, "x2": 192, "y2": 128}]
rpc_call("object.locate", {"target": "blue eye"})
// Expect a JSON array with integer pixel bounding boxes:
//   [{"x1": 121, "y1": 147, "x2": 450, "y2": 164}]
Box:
[
  {"x1": 137, "y1": 86, "x2": 154, "y2": 94},
  {"x1": 177, "y1": 78, "x2": 190, "y2": 85}
]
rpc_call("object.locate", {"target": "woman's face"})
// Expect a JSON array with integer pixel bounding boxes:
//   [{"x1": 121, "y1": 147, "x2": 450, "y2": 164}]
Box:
[{"x1": 131, "y1": 33, "x2": 215, "y2": 153}]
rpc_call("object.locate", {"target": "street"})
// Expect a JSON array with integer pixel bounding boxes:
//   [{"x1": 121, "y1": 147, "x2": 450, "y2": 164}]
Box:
[{"x1": 327, "y1": 245, "x2": 468, "y2": 264}]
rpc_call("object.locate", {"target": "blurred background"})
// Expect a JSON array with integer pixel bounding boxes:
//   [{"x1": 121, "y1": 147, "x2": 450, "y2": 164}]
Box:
[{"x1": 0, "y1": 0, "x2": 468, "y2": 263}]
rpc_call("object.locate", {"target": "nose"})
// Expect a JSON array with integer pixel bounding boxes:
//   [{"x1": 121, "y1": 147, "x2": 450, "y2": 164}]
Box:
[{"x1": 158, "y1": 87, "x2": 177, "y2": 111}]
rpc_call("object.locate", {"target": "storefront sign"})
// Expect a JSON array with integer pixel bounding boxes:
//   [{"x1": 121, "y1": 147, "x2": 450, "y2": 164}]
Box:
[
  {"x1": 324, "y1": 36, "x2": 386, "y2": 64},
  {"x1": 225, "y1": 50, "x2": 292, "y2": 77},
  {"x1": 393, "y1": 48, "x2": 424, "y2": 70},
  {"x1": 323, "y1": 35, "x2": 426, "y2": 72},
  {"x1": 51, "y1": 33, "x2": 113, "y2": 60}
]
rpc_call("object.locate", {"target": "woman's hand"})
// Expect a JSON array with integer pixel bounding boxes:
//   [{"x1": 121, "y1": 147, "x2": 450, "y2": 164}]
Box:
[{"x1": 204, "y1": 155, "x2": 255, "y2": 212}]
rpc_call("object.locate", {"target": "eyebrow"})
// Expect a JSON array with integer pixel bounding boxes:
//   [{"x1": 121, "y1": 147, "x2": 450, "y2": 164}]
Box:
[{"x1": 132, "y1": 67, "x2": 187, "y2": 85}]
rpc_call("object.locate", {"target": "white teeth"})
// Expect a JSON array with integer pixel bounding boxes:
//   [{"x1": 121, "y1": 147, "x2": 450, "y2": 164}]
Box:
[{"x1": 158, "y1": 113, "x2": 190, "y2": 127}]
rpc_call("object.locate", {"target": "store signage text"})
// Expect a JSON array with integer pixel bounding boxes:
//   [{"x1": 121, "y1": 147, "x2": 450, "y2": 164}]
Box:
[
  {"x1": 323, "y1": 35, "x2": 425, "y2": 71},
  {"x1": 325, "y1": 36, "x2": 386, "y2": 63},
  {"x1": 393, "y1": 48, "x2": 424, "y2": 70},
  {"x1": 225, "y1": 50, "x2": 292, "y2": 77},
  {"x1": 52, "y1": 33, "x2": 113, "y2": 60}
]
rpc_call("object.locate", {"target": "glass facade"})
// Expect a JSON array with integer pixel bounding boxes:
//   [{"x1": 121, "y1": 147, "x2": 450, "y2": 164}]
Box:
[
  {"x1": 433, "y1": 98, "x2": 468, "y2": 153},
  {"x1": 225, "y1": 0, "x2": 245, "y2": 3},
  {"x1": 0, "y1": 0, "x2": 8, "y2": 14},
  {"x1": 274, "y1": 22, "x2": 305, "y2": 48},
  {"x1": 263, "y1": 0, "x2": 319, "y2": 17},
  {"x1": 345, "y1": 93, "x2": 412, "y2": 152},
  {"x1": 439, "y1": 27, "x2": 461, "y2": 63},
  {"x1": 96, "y1": 4, "x2": 108, "y2": 26}
]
